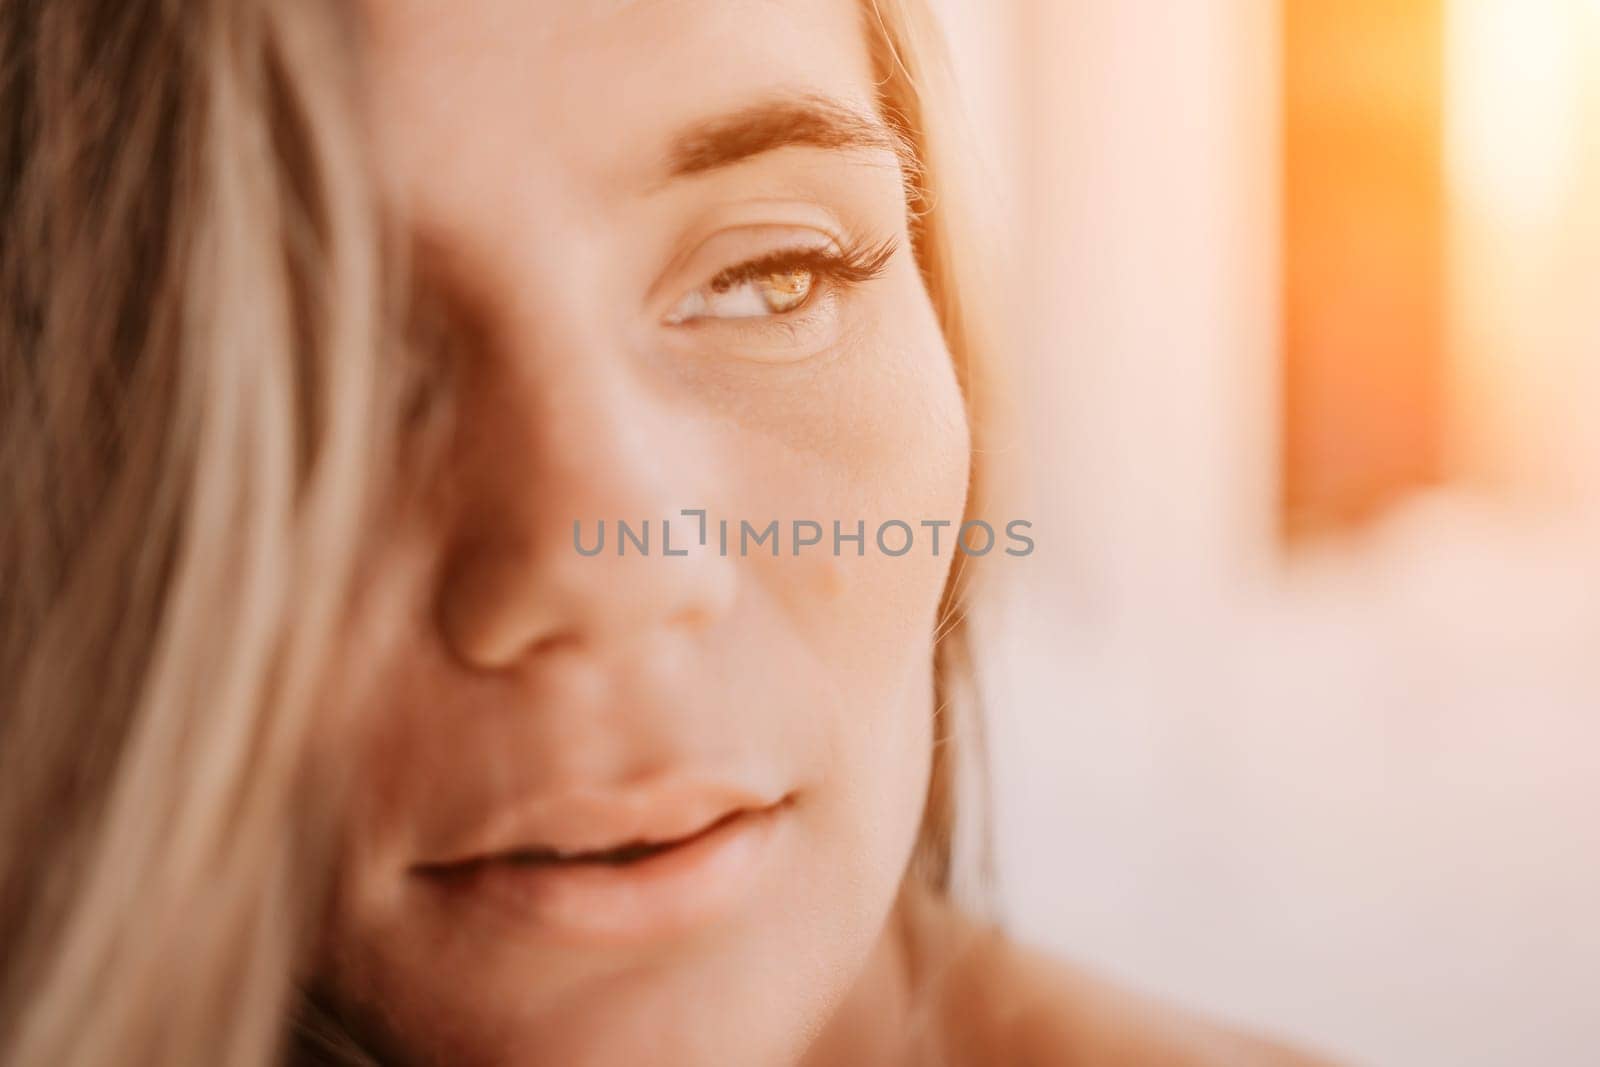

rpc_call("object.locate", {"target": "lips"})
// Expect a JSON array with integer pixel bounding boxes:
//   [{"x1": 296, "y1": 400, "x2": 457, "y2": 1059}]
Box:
[
  {"x1": 414, "y1": 781, "x2": 782, "y2": 866},
  {"x1": 410, "y1": 787, "x2": 792, "y2": 942},
  {"x1": 416, "y1": 803, "x2": 752, "y2": 874}
]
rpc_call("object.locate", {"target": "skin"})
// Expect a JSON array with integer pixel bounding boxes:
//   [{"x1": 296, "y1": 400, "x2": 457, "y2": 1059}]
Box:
[
  {"x1": 315, "y1": 2, "x2": 1337, "y2": 1064},
  {"x1": 318, "y1": 1, "x2": 968, "y2": 1064}
]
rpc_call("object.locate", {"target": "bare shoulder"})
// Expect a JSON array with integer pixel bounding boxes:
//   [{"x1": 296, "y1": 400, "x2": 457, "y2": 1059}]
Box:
[{"x1": 901, "y1": 889, "x2": 1341, "y2": 1067}]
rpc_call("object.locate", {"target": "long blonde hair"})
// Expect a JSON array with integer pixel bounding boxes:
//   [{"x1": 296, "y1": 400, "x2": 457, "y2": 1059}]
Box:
[
  {"x1": 1, "y1": 2, "x2": 397, "y2": 1063},
  {"x1": 0, "y1": 1, "x2": 999, "y2": 1064},
  {"x1": 868, "y1": 0, "x2": 1007, "y2": 904}
]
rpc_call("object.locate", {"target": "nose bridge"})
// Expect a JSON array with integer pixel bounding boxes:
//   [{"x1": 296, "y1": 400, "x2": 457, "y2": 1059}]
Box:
[
  {"x1": 440, "y1": 210, "x2": 673, "y2": 528},
  {"x1": 436, "y1": 271, "x2": 735, "y2": 671},
  {"x1": 512, "y1": 343, "x2": 681, "y2": 538}
]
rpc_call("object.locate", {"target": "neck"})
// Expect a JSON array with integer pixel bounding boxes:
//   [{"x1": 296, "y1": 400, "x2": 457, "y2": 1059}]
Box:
[{"x1": 801, "y1": 888, "x2": 931, "y2": 1067}]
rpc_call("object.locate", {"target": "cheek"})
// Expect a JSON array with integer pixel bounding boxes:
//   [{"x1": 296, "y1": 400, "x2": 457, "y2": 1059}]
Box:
[
  {"x1": 711, "y1": 265, "x2": 970, "y2": 853},
  {"x1": 714, "y1": 266, "x2": 972, "y2": 659}
]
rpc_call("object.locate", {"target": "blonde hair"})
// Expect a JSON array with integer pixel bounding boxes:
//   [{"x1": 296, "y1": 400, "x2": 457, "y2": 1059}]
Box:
[
  {"x1": 1, "y1": 2, "x2": 399, "y2": 1064},
  {"x1": 0, "y1": 1, "x2": 1000, "y2": 1063},
  {"x1": 866, "y1": 0, "x2": 1007, "y2": 904}
]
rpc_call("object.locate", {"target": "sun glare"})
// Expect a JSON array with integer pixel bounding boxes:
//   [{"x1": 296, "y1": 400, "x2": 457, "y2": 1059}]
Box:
[{"x1": 1445, "y1": 0, "x2": 1583, "y2": 230}]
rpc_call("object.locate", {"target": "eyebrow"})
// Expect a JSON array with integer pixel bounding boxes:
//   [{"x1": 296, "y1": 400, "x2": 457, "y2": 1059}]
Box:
[{"x1": 665, "y1": 93, "x2": 915, "y2": 178}]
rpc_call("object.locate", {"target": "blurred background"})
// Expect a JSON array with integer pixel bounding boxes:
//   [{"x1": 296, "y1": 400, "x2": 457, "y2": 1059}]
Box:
[{"x1": 927, "y1": 1, "x2": 1600, "y2": 1064}]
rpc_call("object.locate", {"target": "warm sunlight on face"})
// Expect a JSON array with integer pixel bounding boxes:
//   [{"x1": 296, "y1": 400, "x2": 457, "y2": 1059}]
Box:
[{"x1": 313, "y1": 2, "x2": 970, "y2": 1066}]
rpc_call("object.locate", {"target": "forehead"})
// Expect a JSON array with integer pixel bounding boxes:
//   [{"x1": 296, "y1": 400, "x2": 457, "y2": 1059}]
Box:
[{"x1": 362, "y1": 0, "x2": 880, "y2": 201}]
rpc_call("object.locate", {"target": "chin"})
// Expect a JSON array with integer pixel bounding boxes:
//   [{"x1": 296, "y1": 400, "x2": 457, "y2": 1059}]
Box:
[{"x1": 321, "y1": 785, "x2": 921, "y2": 1067}]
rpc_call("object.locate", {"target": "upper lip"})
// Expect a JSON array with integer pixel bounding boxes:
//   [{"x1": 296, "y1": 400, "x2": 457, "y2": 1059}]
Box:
[{"x1": 412, "y1": 781, "x2": 787, "y2": 870}]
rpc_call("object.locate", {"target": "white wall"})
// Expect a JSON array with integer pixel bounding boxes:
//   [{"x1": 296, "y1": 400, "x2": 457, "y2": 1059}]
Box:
[{"x1": 930, "y1": 2, "x2": 1600, "y2": 1064}]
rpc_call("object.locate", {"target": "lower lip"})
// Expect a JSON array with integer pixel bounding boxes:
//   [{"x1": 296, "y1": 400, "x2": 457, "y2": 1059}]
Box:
[{"x1": 414, "y1": 803, "x2": 788, "y2": 943}]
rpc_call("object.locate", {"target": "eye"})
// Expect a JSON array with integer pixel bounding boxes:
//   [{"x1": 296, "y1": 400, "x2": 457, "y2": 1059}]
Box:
[
  {"x1": 662, "y1": 236, "x2": 896, "y2": 328},
  {"x1": 665, "y1": 264, "x2": 818, "y2": 324}
]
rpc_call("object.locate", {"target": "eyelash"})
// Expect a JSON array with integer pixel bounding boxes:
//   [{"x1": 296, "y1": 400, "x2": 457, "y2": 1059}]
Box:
[{"x1": 704, "y1": 235, "x2": 897, "y2": 305}]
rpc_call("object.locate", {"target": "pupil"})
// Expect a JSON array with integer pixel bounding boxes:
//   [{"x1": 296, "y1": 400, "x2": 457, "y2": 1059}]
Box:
[{"x1": 761, "y1": 269, "x2": 812, "y2": 312}]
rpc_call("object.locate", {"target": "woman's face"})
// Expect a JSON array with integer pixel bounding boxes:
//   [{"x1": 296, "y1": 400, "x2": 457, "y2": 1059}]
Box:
[{"x1": 321, "y1": 1, "x2": 970, "y2": 1063}]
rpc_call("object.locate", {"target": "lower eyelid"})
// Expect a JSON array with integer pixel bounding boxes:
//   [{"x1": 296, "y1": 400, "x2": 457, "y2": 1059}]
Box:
[{"x1": 726, "y1": 286, "x2": 844, "y2": 352}]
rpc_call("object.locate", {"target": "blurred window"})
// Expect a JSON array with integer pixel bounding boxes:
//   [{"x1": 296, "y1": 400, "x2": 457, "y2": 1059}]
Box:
[{"x1": 1281, "y1": 0, "x2": 1447, "y2": 538}]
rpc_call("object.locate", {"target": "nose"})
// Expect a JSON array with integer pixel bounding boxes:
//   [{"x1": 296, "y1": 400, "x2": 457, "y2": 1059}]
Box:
[{"x1": 434, "y1": 319, "x2": 737, "y2": 672}]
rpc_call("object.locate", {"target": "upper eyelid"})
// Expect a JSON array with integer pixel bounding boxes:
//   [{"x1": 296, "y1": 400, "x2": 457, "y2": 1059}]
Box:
[
  {"x1": 701, "y1": 236, "x2": 897, "y2": 294},
  {"x1": 707, "y1": 245, "x2": 848, "y2": 291}
]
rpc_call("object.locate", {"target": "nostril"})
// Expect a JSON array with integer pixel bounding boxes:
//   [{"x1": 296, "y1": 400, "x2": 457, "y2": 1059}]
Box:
[
  {"x1": 530, "y1": 631, "x2": 583, "y2": 657},
  {"x1": 435, "y1": 557, "x2": 548, "y2": 671}
]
